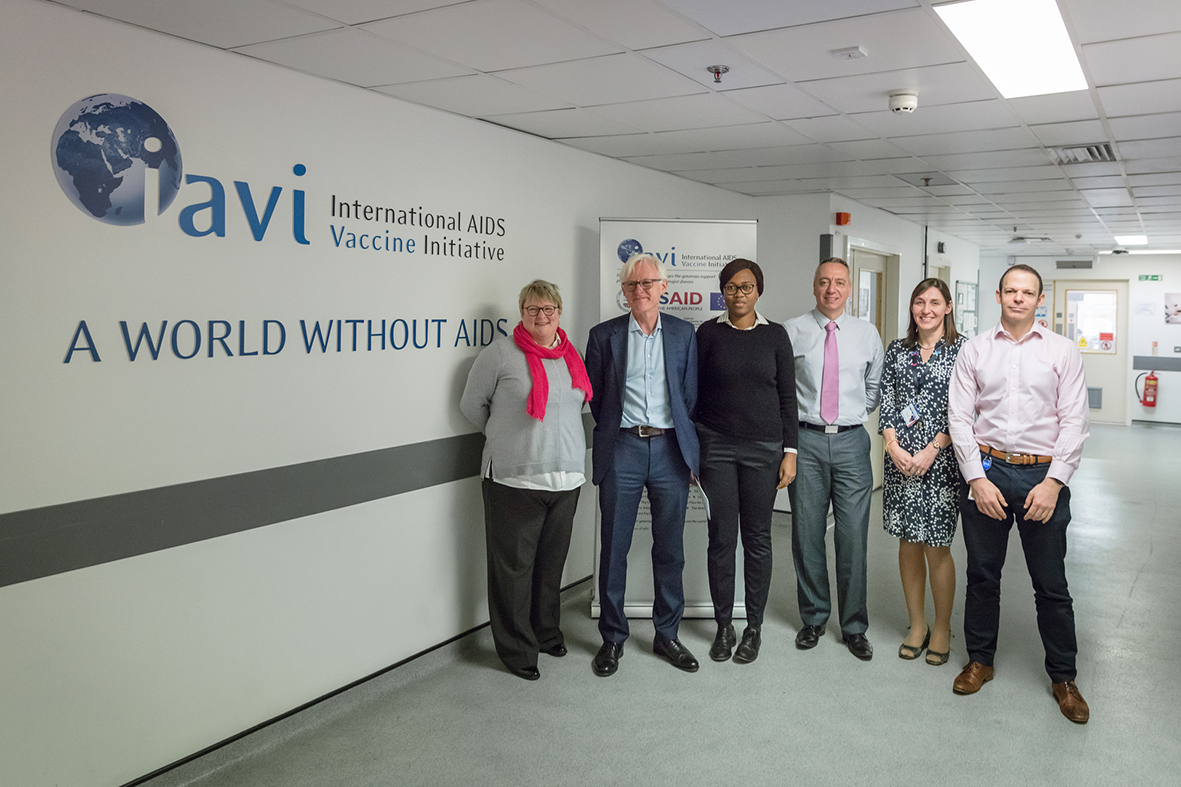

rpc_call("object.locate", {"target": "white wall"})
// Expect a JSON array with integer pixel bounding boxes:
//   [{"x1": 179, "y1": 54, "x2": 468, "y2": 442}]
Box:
[{"x1": 0, "y1": 4, "x2": 763, "y2": 786}]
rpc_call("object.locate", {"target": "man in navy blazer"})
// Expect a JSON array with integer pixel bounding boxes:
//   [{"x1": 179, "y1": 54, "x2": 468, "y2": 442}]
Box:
[{"x1": 585, "y1": 252, "x2": 701, "y2": 676}]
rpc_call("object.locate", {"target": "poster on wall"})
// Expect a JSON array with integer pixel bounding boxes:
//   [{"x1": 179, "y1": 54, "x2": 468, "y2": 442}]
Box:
[
  {"x1": 595, "y1": 218, "x2": 757, "y2": 620},
  {"x1": 1166, "y1": 293, "x2": 1181, "y2": 324}
]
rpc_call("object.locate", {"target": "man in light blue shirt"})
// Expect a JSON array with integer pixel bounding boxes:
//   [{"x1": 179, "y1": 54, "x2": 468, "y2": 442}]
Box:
[
  {"x1": 586, "y1": 253, "x2": 700, "y2": 677},
  {"x1": 784, "y1": 258, "x2": 884, "y2": 661}
]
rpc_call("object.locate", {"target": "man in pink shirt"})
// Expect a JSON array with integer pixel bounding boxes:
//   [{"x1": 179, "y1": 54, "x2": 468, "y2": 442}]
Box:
[{"x1": 947, "y1": 264, "x2": 1091, "y2": 724}]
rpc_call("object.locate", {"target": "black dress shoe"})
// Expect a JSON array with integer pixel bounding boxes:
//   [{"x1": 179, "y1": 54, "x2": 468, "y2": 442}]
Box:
[
  {"x1": 709, "y1": 623, "x2": 737, "y2": 662},
  {"x1": 592, "y1": 641, "x2": 623, "y2": 677},
  {"x1": 843, "y1": 632, "x2": 874, "y2": 661},
  {"x1": 733, "y1": 626, "x2": 761, "y2": 664},
  {"x1": 510, "y1": 666, "x2": 540, "y2": 681},
  {"x1": 543, "y1": 643, "x2": 568, "y2": 657},
  {"x1": 653, "y1": 634, "x2": 700, "y2": 672},
  {"x1": 795, "y1": 625, "x2": 826, "y2": 650}
]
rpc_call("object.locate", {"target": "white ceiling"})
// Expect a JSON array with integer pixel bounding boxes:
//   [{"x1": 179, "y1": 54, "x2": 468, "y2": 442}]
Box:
[{"x1": 50, "y1": 0, "x2": 1181, "y2": 257}]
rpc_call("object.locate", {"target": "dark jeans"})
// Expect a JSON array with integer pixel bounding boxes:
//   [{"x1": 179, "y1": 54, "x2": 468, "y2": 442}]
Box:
[
  {"x1": 698, "y1": 423, "x2": 781, "y2": 627},
  {"x1": 482, "y1": 479, "x2": 579, "y2": 672},
  {"x1": 598, "y1": 430, "x2": 691, "y2": 643},
  {"x1": 960, "y1": 456, "x2": 1077, "y2": 682}
]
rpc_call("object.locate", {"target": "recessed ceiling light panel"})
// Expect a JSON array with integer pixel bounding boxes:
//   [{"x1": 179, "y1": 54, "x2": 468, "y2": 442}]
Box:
[
  {"x1": 935, "y1": 0, "x2": 1087, "y2": 98},
  {"x1": 1113, "y1": 235, "x2": 1148, "y2": 245}
]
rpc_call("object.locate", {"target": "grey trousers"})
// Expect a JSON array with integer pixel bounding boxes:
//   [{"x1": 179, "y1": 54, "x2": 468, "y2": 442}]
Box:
[{"x1": 787, "y1": 425, "x2": 873, "y2": 636}]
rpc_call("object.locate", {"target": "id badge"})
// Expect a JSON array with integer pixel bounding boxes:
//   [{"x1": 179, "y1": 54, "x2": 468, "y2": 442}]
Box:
[{"x1": 900, "y1": 402, "x2": 921, "y2": 427}]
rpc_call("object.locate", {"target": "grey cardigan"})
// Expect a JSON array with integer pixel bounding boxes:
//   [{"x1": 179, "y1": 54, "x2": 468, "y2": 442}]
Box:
[{"x1": 460, "y1": 335, "x2": 588, "y2": 480}]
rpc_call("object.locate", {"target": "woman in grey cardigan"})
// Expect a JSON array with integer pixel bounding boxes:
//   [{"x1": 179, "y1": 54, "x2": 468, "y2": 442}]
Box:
[{"x1": 460, "y1": 280, "x2": 592, "y2": 680}]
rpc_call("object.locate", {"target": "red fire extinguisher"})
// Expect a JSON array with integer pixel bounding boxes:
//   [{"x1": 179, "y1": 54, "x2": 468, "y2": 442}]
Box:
[{"x1": 1136, "y1": 371, "x2": 1158, "y2": 407}]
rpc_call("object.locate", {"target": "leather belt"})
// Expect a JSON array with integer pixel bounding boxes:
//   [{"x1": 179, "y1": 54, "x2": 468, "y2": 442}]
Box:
[
  {"x1": 800, "y1": 421, "x2": 859, "y2": 435},
  {"x1": 979, "y1": 444, "x2": 1052, "y2": 466},
  {"x1": 623, "y1": 425, "x2": 670, "y2": 437}
]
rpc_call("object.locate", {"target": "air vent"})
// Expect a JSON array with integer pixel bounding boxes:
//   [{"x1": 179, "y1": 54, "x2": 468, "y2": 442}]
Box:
[
  {"x1": 1057, "y1": 260, "x2": 1093, "y2": 269},
  {"x1": 1048, "y1": 143, "x2": 1116, "y2": 164},
  {"x1": 1009, "y1": 236, "x2": 1054, "y2": 244}
]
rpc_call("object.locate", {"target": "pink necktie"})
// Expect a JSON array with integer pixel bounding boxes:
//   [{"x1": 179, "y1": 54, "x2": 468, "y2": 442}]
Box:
[{"x1": 821, "y1": 320, "x2": 839, "y2": 424}]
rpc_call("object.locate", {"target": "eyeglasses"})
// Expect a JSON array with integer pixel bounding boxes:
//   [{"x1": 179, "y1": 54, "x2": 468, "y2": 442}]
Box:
[
  {"x1": 622, "y1": 278, "x2": 662, "y2": 292},
  {"x1": 723, "y1": 282, "x2": 756, "y2": 296},
  {"x1": 524, "y1": 305, "x2": 558, "y2": 316}
]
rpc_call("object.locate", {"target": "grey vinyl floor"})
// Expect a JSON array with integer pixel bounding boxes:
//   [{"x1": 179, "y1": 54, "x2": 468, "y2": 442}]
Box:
[{"x1": 145, "y1": 423, "x2": 1180, "y2": 787}]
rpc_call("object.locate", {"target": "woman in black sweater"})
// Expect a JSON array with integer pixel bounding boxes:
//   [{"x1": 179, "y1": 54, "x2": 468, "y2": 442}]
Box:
[{"x1": 695, "y1": 259, "x2": 799, "y2": 663}]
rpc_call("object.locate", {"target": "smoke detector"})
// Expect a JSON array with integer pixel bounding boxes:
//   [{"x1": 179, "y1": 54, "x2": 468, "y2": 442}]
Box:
[{"x1": 889, "y1": 93, "x2": 918, "y2": 113}]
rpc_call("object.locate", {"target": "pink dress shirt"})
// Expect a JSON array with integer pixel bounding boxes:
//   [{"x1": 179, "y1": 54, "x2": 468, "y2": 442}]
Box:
[{"x1": 948, "y1": 322, "x2": 1090, "y2": 485}]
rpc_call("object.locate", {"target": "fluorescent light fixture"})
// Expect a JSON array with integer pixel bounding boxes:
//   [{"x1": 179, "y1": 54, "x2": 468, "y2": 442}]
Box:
[
  {"x1": 935, "y1": 0, "x2": 1088, "y2": 98},
  {"x1": 1113, "y1": 234, "x2": 1148, "y2": 245}
]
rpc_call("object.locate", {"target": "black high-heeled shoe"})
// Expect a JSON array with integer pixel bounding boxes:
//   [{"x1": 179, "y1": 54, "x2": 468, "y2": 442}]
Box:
[{"x1": 898, "y1": 627, "x2": 931, "y2": 660}]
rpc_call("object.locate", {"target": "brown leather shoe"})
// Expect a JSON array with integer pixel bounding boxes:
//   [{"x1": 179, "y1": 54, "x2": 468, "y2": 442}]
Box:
[
  {"x1": 952, "y1": 661, "x2": 994, "y2": 695},
  {"x1": 1052, "y1": 681, "x2": 1090, "y2": 724}
]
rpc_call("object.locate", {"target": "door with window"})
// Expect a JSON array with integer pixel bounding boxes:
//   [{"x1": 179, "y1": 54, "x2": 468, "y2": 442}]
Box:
[{"x1": 1052, "y1": 279, "x2": 1128, "y2": 425}]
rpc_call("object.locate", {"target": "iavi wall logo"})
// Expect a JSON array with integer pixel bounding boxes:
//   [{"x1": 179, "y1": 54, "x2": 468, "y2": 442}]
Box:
[
  {"x1": 51, "y1": 93, "x2": 308, "y2": 243},
  {"x1": 615, "y1": 238, "x2": 676, "y2": 266},
  {"x1": 52, "y1": 94, "x2": 183, "y2": 226}
]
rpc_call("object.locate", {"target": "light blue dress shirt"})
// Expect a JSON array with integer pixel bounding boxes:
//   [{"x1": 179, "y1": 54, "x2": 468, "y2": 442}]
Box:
[
  {"x1": 784, "y1": 309, "x2": 884, "y2": 427},
  {"x1": 620, "y1": 314, "x2": 675, "y2": 429}
]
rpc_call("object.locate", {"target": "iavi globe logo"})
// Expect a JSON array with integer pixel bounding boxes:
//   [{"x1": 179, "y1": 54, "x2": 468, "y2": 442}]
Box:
[{"x1": 52, "y1": 94, "x2": 183, "y2": 225}]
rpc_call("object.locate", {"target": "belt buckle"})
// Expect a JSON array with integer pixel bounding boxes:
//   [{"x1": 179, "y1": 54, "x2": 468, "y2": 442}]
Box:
[
  {"x1": 1006, "y1": 452, "x2": 1020, "y2": 464},
  {"x1": 824, "y1": 424, "x2": 838, "y2": 435},
  {"x1": 637, "y1": 425, "x2": 652, "y2": 438}
]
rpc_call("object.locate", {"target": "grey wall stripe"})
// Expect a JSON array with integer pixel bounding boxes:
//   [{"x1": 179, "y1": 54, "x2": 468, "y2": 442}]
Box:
[
  {"x1": 1133, "y1": 355, "x2": 1181, "y2": 372},
  {"x1": 0, "y1": 415, "x2": 595, "y2": 588}
]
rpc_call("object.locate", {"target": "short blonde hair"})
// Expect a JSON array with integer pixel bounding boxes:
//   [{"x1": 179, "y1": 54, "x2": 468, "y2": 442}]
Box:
[
  {"x1": 518, "y1": 279, "x2": 562, "y2": 312},
  {"x1": 620, "y1": 252, "x2": 668, "y2": 283}
]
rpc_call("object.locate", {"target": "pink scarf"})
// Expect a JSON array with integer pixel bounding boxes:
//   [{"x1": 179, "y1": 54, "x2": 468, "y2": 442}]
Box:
[{"x1": 513, "y1": 323, "x2": 593, "y2": 421}]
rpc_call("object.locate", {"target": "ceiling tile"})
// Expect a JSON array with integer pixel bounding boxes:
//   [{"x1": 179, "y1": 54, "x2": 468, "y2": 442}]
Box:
[
  {"x1": 557, "y1": 134, "x2": 695, "y2": 157},
  {"x1": 1124, "y1": 156, "x2": 1181, "y2": 174},
  {"x1": 1058, "y1": 161, "x2": 1125, "y2": 177},
  {"x1": 732, "y1": 144, "x2": 852, "y2": 167},
  {"x1": 825, "y1": 139, "x2": 912, "y2": 159},
  {"x1": 1081, "y1": 188, "x2": 1135, "y2": 207},
  {"x1": 1137, "y1": 195, "x2": 1181, "y2": 207},
  {"x1": 1083, "y1": 32, "x2": 1181, "y2": 86},
  {"x1": 594, "y1": 93, "x2": 766, "y2": 132},
  {"x1": 653, "y1": 122, "x2": 816, "y2": 151},
  {"x1": 362, "y1": 0, "x2": 621, "y2": 71},
  {"x1": 864, "y1": 157, "x2": 937, "y2": 174},
  {"x1": 659, "y1": 0, "x2": 917, "y2": 38},
  {"x1": 796, "y1": 175, "x2": 907, "y2": 189},
  {"x1": 678, "y1": 167, "x2": 783, "y2": 184},
  {"x1": 764, "y1": 161, "x2": 883, "y2": 178},
  {"x1": 853, "y1": 100, "x2": 1017, "y2": 138},
  {"x1": 1006, "y1": 91, "x2": 1098, "y2": 125},
  {"x1": 1133, "y1": 185, "x2": 1181, "y2": 197},
  {"x1": 719, "y1": 84, "x2": 837, "y2": 119},
  {"x1": 973, "y1": 180, "x2": 1074, "y2": 195},
  {"x1": 1098, "y1": 79, "x2": 1181, "y2": 118},
  {"x1": 642, "y1": 40, "x2": 785, "y2": 90},
  {"x1": 535, "y1": 0, "x2": 708, "y2": 49},
  {"x1": 728, "y1": 8, "x2": 962, "y2": 82},
  {"x1": 836, "y1": 186, "x2": 924, "y2": 199},
  {"x1": 1063, "y1": 0, "x2": 1181, "y2": 44},
  {"x1": 483, "y1": 108, "x2": 640, "y2": 137},
  {"x1": 497, "y1": 54, "x2": 705, "y2": 106},
  {"x1": 782, "y1": 115, "x2": 875, "y2": 142},
  {"x1": 376, "y1": 74, "x2": 566, "y2": 115},
  {"x1": 236, "y1": 28, "x2": 471, "y2": 86},
  {"x1": 1109, "y1": 111, "x2": 1181, "y2": 141},
  {"x1": 1070, "y1": 175, "x2": 1130, "y2": 189},
  {"x1": 1030, "y1": 120, "x2": 1109, "y2": 147},
  {"x1": 947, "y1": 166, "x2": 1065, "y2": 183},
  {"x1": 800, "y1": 64, "x2": 996, "y2": 115},
  {"x1": 891, "y1": 128, "x2": 1041, "y2": 157},
  {"x1": 623, "y1": 150, "x2": 752, "y2": 172},
  {"x1": 284, "y1": 0, "x2": 457, "y2": 26},
  {"x1": 1129, "y1": 173, "x2": 1181, "y2": 187},
  {"x1": 1118, "y1": 138, "x2": 1181, "y2": 160},
  {"x1": 918, "y1": 150, "x2": 1054, "y2": 170},
  {"x1": 59, "y1": 0, "x2": 338, "y2": 48}
]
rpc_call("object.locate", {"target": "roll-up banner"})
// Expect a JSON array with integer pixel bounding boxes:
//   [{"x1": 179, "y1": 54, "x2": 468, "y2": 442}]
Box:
[{"x1": 594, "y1": 218, "x2": 757, "y2": 620}]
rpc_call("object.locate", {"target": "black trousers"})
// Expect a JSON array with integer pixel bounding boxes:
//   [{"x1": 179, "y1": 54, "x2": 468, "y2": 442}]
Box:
[
  {"x1": 960, "y1": 457, "x2": 1078, "y2": 682},
  {"x1": 482, "y1": 479, "x2": 579, "y2": 672},
  {"x1": 698, "y1": 423, "x2": 781, "y2": 627}
]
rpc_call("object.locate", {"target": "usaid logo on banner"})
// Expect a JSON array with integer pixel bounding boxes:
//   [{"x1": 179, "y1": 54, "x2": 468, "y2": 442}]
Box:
[{"x1": 52, "y1": 93, "x2": 309, "y2": 243}]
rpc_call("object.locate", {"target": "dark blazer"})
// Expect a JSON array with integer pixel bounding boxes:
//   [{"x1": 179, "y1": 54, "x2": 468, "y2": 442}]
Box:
[{"x1": 585, "y1": 312, "x2": 700, "y2": 485}]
